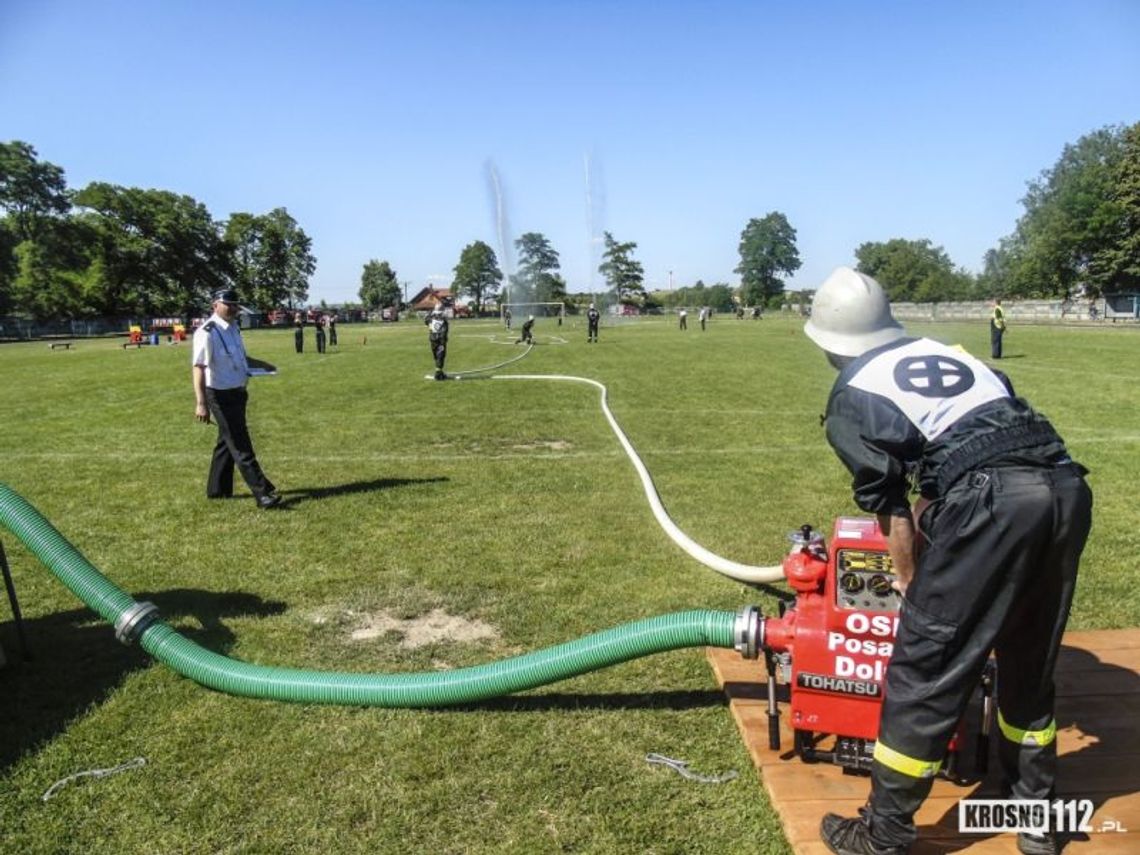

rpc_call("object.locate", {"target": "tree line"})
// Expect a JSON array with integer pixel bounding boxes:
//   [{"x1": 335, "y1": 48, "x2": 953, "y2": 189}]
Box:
[
  {"x1": 0, "y1": 141, "x2": 317, "y2": 320},
  {"x1": 6, "y1": 121, "x2": 1137, "y2": 321},
  {"x1": 362, "y1": 121, "x2": 1139, "y2": 315}
]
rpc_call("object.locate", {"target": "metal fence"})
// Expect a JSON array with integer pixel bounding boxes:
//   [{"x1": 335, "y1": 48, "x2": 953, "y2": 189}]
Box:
[{"x1": 0, "y1": 316, "x2": 138, "y2": 341}]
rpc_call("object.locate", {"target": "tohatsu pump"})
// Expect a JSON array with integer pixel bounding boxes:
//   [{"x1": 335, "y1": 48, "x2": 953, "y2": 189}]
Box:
[{"x1": 732, "y1": 518, "x2": 993, "y2": 777}]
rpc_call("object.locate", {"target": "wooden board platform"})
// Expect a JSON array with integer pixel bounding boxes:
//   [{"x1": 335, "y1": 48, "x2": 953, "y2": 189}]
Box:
[{"x1": 707, "y1": 629, "x2": 1140, "y2": 853}]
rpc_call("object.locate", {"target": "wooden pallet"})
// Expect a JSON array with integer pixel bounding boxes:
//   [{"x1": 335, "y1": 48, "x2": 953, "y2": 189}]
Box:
[{"x1": 706, "y1": 629, "x2": 1140, "y2": 853}]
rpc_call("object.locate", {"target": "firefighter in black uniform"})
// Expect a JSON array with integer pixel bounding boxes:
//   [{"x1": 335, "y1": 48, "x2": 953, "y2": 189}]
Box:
[
  {"x1": 425, "y1": 306, "x2": 449, "y2": 380},
  {"x1": 192, "y1": 289, "x2": 281, "y2": 509},
  {"x1": 516, "y1": 314, "x2": 535, "y2": 345},
  {"x1": 805, "y1": 268, "x2": 1091, "y2": 855},
  {"x1": 586, "y1": 303, "x2": 600, "y2": 343}
]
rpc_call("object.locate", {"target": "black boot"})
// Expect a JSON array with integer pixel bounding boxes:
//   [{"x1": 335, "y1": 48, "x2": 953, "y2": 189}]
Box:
[{"x1": 821, "y1": 810, "x2": 909, "y2": 855}]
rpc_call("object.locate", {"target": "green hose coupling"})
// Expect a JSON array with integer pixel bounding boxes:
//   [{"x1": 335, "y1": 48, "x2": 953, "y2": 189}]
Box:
[{"x1": 114, "y1": 601, "x2": 160, "y2": 645}]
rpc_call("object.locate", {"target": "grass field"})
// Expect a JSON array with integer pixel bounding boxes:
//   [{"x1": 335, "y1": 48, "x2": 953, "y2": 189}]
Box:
[{"x1": 1, "y1": 314, "x2": 1137, "y2": 854}]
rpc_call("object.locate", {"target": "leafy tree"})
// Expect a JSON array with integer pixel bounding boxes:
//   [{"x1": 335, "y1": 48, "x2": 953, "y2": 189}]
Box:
[
  {"x1": 256, "y1": 207, "x2": 315, "y2": 310},
  {"x1": 359, "y1": 259, "x2": 401, "y2": 310},
  {"x1": 0, "y1": 140, "x2": 70, "y2": 243},
  {"x1": 1094, "y1": 121, "x2": 1140, "y2": 292},
  {"x1": 224, "y1": 212, "x2": 263, "y2": 303},
  {"x1": 514, "y1": 232, "x2": 565, "y2": 302},
  {"x1": 598, "y1": 231, "x2": 644, "y2": 300},
  {"x1": 74, "y1": 182, "x2": 231, "y2": 316},
  {"x1": 0, "y1": 221, "x2": 18, "y2": 313},
  {"x1": 735, "y1": 212, "x2": 801, "y2": 306},
  {"x1": 976, "y1": 238, "x2": 1020, "y2": 299},
  {"x1": 855, "y1": 238, "x2": 974, "y2": 302},
  {"x1": 993, "y1": 124, "x2": 1130, "y2": 297},
  {"x1": 452, "y1": 240, "x2": 502, "y2": 312},
  {"x1": 705, "y1": 282, "x2": 735, "y2": 312}
]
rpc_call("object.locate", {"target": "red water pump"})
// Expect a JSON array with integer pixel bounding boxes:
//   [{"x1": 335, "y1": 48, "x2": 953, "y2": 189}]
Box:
[{"x1": 733, "y1": 517, "x2": 992, "y2": 777}]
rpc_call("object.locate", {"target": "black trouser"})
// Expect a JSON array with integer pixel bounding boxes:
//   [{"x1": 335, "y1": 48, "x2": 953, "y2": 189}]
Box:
[
  {"x1": 588, "y1": 321, "x2": 598, "y2": 341},
  {"x1": 205, "y1": 387, "x2": 275, "y2": 500},
  {"x1": 316, "y1": 331, "x2": 326, "y2": 353},
  {"x1": 990, "y1": 322, "x2": 1004, "y2": 358},
  {"x1": 867, "y1": 464, "x2": 1092, "y2": 849},
  {"x1": 430, "y1": 338, "x2": 447, "y2": 371},
  {"x1": 294, "y1": 329, "x2": 303, "y2": 353},
  {"x1": 329, "y1": 326, "x2": 337, "y2": 346}
]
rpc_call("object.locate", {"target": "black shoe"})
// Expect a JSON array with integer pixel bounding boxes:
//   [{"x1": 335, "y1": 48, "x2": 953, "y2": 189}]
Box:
[
  {"x1": 1017, "y1": 831, "x2": 1059, "y2": 855},
  {"x1": 256, "y1": 492, "x2": 282, "y2": 509},
  {"x1": 821, "y1": 812, "x2": 908, "y2": 855}
]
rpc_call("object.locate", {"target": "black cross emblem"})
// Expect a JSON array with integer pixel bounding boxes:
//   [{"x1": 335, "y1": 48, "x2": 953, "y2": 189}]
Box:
[{"x1": 893, "y1": 355, "x2": 975, "y2": 398}]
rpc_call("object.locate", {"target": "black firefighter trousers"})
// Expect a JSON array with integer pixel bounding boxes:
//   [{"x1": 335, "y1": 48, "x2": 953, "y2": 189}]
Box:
[
  {"x1": 205, "y1": 386, "x2": 275, "y2": 500},
  {"x1": 866, "y1": 463, "x2": 1092, "y2": 848}
]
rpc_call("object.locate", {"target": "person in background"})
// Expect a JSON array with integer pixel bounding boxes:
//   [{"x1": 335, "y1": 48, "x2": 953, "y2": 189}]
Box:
[
  {"x1": 586, "y1": 302, "x2": 600, "y2": 343},
  {"x1": 326, "y1": 313, "x2": 337, "y2": 347},
  {"x1": 516, "y1": 314, "x2": 535, "y2": 345},
  {"x1": 425, "y1": 305, "x2": 449, "y2": 380},
  {"x1": 315, "y1": 317, "x2": 327, "y2": 354},
  {"x1": 991, "y1": 298, "x2": 1007, "y2": 359},
  {"x1": 699, "y1": 306, "x2": 708, "y2": 331},
  {"x1": 804, "y1": 268, "x2": 1091, "y2": 855},
  {"x1": 293, "y1": 314, "x2": 304, "y2": 353},
  {"x1": 678, "y1": 308, "x2": 688, "y2": 330},
  {"x1": 192, "y1": 289, "x2": 282, "y2": 509}
]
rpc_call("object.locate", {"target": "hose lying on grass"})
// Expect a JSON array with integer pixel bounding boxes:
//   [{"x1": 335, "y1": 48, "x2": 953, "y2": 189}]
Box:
[
  {"x1": 0, "y1": 483, "x2": 740, "y2": 707},
  {"x1": 492, "y1": 375, "x2": 786, "y2": 586}
]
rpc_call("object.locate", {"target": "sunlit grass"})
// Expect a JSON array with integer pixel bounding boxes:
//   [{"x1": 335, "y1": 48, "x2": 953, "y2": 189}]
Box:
[{"x1": 1, "y1": 314, "x2": 1135, "y2": 853}]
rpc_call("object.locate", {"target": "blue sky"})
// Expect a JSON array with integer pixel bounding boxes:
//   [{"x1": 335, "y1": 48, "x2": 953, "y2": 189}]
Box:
[{"x1": 2, "y1": 0, "x2": 1138, "y2": 304}]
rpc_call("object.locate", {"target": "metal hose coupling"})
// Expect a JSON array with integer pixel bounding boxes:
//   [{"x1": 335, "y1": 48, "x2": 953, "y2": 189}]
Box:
[
  {"x1": 733, "y1": 605, "x2": 764, "y2": 660},
  {"x1": 114, "y1": 601, "x2": 161, "y2": 646}
]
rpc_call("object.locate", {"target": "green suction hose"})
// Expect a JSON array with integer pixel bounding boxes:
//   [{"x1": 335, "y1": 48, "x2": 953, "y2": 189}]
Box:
[{"x1": 0, "y1": 483, "x2": 742, "y2": 707}]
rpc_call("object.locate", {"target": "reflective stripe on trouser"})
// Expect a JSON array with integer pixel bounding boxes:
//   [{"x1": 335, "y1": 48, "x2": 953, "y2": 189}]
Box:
[{"x1": 863, "y1": 464, "x2": 1091, "y2": 849}]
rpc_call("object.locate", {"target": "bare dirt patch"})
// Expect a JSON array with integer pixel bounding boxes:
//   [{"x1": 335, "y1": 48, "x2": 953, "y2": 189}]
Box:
[{"x1": 348, "y1": 608, "x2": 500, "y2": 648}]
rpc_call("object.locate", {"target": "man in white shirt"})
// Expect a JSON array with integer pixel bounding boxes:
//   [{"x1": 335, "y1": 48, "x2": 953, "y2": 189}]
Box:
[{"x1": 191, "y1": 289, "x2": 281, "y2": 509}]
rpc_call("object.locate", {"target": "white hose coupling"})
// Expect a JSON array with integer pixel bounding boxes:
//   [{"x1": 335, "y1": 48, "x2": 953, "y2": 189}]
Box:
[
  {"x1": 114, "y1": 601, "x2": 160, "y2": 646},
  {"x1": 733, "y1": 606, "x2": 764, "y2": 660}
]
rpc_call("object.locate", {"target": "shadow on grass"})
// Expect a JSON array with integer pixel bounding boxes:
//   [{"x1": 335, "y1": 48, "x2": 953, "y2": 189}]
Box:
[
  {"x1": 449, "y1": 689, "x2": 729, "y2": 713},
  {"x1": 276, "y1": 476, "x2": 448, "y2": 508},
  {"x1": 0, "y1": 588, "x2": 285, "y2": 771}
]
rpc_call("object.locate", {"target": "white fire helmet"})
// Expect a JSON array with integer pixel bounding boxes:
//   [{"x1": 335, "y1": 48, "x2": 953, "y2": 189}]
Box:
[{"x1": 803, "y1": 267, "x2": 906, "y2": 357}]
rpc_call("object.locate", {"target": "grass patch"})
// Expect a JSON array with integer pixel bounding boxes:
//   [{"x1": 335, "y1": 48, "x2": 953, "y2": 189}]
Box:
[{"x1": 1, "y1": 315, "x2": 1136, "y2": 853}]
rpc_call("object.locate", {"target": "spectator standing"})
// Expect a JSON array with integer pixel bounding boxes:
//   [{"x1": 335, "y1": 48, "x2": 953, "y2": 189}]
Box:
[{"x1": 991, "y1": 298, "x2": 1007, "y2": 359}]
